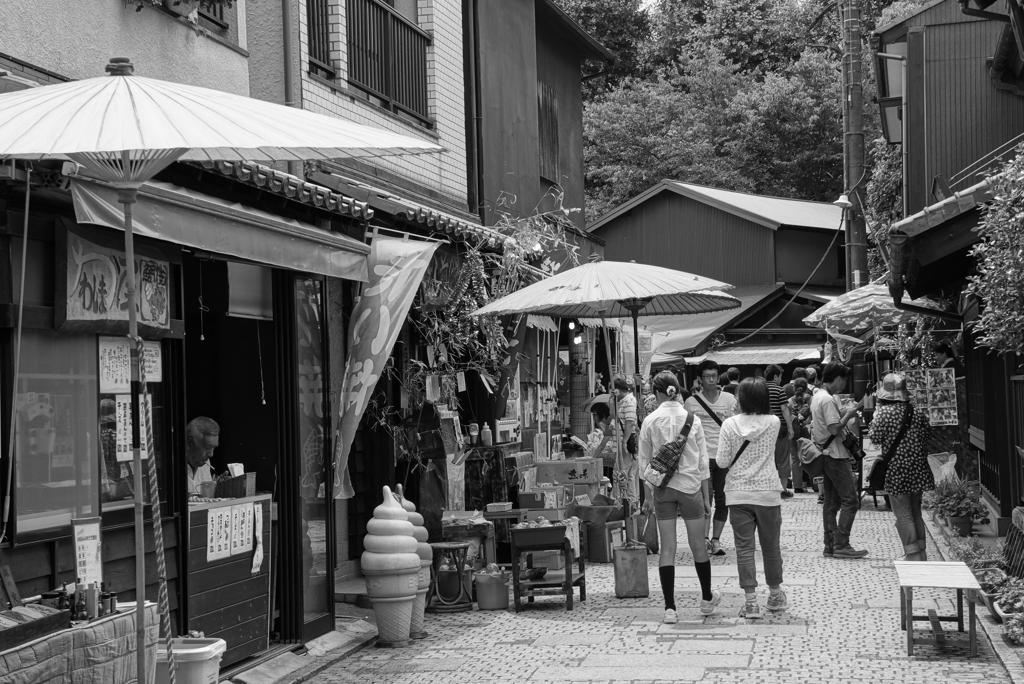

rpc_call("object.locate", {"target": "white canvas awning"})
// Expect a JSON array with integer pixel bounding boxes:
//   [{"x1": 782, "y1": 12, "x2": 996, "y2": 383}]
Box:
[
  {"x1": 683, "y1": 345, "x2": 822, "y2": 366},
  {"x1": 71, "y1": 178, "x2": 370, "y2": 281}
]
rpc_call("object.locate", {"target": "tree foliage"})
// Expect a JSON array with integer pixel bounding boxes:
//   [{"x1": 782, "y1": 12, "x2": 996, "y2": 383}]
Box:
[
  {"x1": 865, "y1": 136, "x2": 903, "y2": 279},
  {"x1": 965, "y1": 145, "x2": 1024, "y2": 355},
  {"x1": 583, "y1": 47, "x2": 843, "y2": 219},
  {"x1": 554, "y1": 0, "x2": 652, "y2": 95}
]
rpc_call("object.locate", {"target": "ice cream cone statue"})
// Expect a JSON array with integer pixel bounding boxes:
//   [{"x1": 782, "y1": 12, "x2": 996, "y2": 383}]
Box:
[
  {"x1": 396, "y1": 484, "x2": 432, "y2": 639},
  {"x1": 361, "y1": 485, "x2": 420, "y2": 647}
]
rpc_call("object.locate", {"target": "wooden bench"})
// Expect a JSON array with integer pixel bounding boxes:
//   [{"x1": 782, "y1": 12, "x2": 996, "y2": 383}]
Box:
[{"x1": 894, "y1": 561, "x2": 980, "y2": 657}]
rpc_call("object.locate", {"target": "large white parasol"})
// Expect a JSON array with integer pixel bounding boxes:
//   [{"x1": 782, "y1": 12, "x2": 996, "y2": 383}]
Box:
[
  {"x1": 473, "y1": 260, "x2": 739, "y2": 377},
  {"x1": 0, "y1": 57, "x2": 441, "y2": 682}
]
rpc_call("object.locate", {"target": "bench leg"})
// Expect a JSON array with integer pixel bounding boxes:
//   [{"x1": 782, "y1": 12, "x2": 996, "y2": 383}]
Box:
[
  {"x1": 905, "y1": 587, "x2": 914, "y2": 656},
  {"x1": 969, "y1": 593, "x2": 977, "y2": 657},
  {"x1": 957, "y1": 589, "x2": 964, "y2": 632},
  {"x1": 900, "y1": 587, "x2": 906, "y2": 631}
]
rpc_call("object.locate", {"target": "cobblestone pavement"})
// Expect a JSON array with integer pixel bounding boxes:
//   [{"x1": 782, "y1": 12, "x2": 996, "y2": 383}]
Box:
[{"x1": 307, "y1": 494, "x2": 1011, "y2": 684}]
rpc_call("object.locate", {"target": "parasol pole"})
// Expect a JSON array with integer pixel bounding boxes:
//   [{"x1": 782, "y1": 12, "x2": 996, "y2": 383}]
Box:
[
  {"x1": 600, "y1": 314, "x2": 633, "y2": 538},
  {"x1": 116, "y1": 173, "x2": 147, "y2": 684}
]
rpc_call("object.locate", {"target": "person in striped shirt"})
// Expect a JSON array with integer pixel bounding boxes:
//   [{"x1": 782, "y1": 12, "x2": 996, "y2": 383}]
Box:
[{"x1": 764, "y1": 365, "x2": 794, "y2": 498}]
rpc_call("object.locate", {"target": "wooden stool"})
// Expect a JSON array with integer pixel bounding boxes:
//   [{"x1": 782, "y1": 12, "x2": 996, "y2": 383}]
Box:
[{"x1": 894, "y1": 561, "x2": 980, "y2": 657}]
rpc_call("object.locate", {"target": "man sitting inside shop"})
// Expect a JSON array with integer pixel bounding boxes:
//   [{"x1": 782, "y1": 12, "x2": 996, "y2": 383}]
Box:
[{"x1": 186, "y1": 416, "x2": 220, "y2": 496}]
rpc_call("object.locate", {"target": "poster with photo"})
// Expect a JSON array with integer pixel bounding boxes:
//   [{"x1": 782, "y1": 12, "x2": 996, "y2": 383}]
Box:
[
  {"x1": 898, "y1": 368, "x2": 958, "y2": 426},
  {"x1": 926, "y1": 367, "x2": 958, "y2": 425}
]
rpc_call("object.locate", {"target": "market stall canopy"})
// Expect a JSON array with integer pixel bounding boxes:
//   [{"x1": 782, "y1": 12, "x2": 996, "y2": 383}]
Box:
[
  {"x1": 71, "y1": 178, "x2": 370, "y2": 281},
  {"x1": 644, "y1": 284, "x2": 784, "y2": 357},
  {"x1": 802, "y1": 283, "x2": 943, "y2": 331},
  {"x1": 470, "y1": 260, "x2": 739, "y2": 319},
  {"x1": 683, "y1": 344, "x2": 822, "y2": 366}
]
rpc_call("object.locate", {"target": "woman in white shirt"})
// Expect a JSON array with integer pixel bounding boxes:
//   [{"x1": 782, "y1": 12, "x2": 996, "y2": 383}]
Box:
[
  {"x1": 716, "y1": 378, "x2": 787, "y2": 619},
  {"x1": 639, "y1": 371, "x2": 720, "y2": 624}
]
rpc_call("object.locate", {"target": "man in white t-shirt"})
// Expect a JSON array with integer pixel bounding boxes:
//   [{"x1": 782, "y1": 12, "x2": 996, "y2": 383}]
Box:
[
  {"x1": 810, "y1": 363, "x2": 866, "y2": 559},
  {"x1": 684, "y1": 360, "x2": 738, "y2": 556}
]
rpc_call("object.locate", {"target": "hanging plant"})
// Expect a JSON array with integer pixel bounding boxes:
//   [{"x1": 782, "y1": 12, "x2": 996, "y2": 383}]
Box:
[{"x1": 965, "y1": 144, "x2": 1024, "y2": 355}]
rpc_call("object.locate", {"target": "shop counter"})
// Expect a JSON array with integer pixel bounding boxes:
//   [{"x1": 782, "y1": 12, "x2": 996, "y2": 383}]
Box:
[
  {"x1": 187, "y1": 493, "x2": 271, "y2": 669},
  {"x1": 0, "y1": 602, "x2": 157, "y2": 683}
]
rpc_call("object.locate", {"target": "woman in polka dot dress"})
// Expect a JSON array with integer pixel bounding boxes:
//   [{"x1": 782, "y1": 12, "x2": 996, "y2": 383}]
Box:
[{"x1": 868, "y1": 373, "x2": 933, "y2": 561}]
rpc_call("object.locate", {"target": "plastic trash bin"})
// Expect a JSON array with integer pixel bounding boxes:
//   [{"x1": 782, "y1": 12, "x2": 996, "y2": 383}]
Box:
[
  {"x1": 474, "y1": 573, "x2": 510, "y2": 610},
  {"x1": 156, "y1": 638, "x2": 227, "y2": 684}
]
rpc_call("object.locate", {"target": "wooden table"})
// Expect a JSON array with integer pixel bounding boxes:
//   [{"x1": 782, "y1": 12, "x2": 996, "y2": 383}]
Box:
[
  {"x1": 510, "y1": 531, "x2": 586, "y2": 612},
  {"x1": 894, "y1": 560, "x2": 980, "y2": 656}
]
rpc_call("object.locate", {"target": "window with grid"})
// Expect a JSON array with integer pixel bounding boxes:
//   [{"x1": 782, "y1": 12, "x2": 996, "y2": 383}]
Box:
[
  {"x1": 346, "y1": 0, "x2": 431, "y2": 123},
  {"x1": 307, "y1": 0, "x2": 336, "y2": 79}
]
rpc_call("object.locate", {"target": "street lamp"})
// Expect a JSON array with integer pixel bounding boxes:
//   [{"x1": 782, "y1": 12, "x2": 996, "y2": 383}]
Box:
[{"x1": 875, "y1": 40, "x2": 908, "y2": 217}]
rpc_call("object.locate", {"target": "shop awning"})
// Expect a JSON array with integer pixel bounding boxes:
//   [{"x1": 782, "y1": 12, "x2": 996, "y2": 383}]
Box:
[
  {"x1": 71, "y1": 178, "x2": 370, "y2": 281},
  {"x1": 646, "y1": 284, "x2": 784, "y2": 357},
  {"x1": 683, "y1": 345, "x2": 822, "y2": 366}
]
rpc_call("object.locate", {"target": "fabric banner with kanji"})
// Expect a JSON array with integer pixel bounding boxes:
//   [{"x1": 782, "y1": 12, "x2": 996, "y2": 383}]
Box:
[{"x1": 333, "y1": 236, "x2": 440, "y2": 499}]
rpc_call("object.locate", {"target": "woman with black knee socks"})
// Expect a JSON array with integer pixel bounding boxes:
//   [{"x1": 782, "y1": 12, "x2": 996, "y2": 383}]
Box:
[{"x1": 638, "y1": 371, "x2": 721, "y2": 624}]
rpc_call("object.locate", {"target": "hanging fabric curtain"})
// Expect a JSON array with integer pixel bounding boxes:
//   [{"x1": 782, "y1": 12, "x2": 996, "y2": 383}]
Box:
[{"x1": 333, "y1": 236, "x2": 441, "y2": 499}]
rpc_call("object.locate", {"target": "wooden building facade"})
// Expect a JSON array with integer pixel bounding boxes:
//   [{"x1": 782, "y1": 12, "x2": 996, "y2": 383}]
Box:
[{"x1": 880, "y1": 0, "x2": 1024, "y2": 530}]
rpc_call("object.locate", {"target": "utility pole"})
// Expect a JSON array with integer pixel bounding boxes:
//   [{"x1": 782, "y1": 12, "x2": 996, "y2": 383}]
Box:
[{"x1": 840, "y1": 0, "x2": 868, "y2": 291}]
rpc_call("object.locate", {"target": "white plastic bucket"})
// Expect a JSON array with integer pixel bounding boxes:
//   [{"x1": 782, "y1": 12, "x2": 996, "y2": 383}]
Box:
[{"x1": 155, "y1": 638, "x2": 227, "y2": 684}]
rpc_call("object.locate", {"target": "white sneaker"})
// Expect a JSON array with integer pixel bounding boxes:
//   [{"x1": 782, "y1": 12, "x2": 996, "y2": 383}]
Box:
[
  {"x1": 663, "y1": 608, "x2": 678, "y2": 624},
  {"x1": 699, "y1": 590, "x2": 722, "y2": 616}
]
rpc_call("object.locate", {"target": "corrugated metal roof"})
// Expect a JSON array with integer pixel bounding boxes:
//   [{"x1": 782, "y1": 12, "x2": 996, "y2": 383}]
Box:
[
  {"x1": 588, "y1": 180, "x2": 843, "y2": 233},
  {"x1": 664, "y1": 183, "x2": 843, "y2": 231}
]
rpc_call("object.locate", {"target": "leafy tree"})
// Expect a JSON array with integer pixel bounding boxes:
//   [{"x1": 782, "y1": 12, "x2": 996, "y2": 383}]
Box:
[
  {"x1": 583, "y1": 50, "x2": 749, "y2": 219},
  {"x1": 553, "y1": 0, "x2": 652, "y2": 94},
  {"x1": 725, "y1": 50, "x2": 843, "y2": 200},
  {"x1": 864, "y1": 137, "x2": 903, "y2": 280},
  {"x1": 687, "y1": 0, "x2": 811, "y2": 75},
  {"x1": 965, "y1": 145, "x2": 1024, "y2": 354},
  {"x1": 643, "y1": 0, "x2": 708, "y2": 73}
]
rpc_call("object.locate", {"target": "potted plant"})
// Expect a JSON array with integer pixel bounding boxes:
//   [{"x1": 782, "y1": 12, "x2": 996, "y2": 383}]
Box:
[
  {"x1": 995, "y1": 577, "x2": 1024, "y2": 620},
  {"x1": 936, "y1": 481, "x2": 989, "y2": 536},
  {"x1": 1005, "y1": 612, "x2": 1024, "y2": 647}
]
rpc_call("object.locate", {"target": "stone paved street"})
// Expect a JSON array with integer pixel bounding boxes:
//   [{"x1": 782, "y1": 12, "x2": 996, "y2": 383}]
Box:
[{"x1": 308, "y1": 494, "x2": 1012, "y2": 683}]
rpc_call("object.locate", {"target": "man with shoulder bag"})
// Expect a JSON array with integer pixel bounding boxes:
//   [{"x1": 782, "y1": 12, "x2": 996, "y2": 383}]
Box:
[
  {"x1": 809, "y1": 362, "x2": 867, "y2": 559},
  {"x1": 684, "y1": 360, "x2": 738, "y2": 556}
]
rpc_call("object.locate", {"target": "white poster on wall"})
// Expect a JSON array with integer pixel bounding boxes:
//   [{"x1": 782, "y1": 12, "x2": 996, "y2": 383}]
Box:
[
  {"x1": 98, "y1": 337, "x2": 163, "y2": 393},
  {"x1": 230, "y1": 504, "x2": 254, "y2": 556},
  {"x1": 72, "y1": 517, "x2": 103, "y2": 588},
  {"x1": 206, "y1": 507, "x2": 232, "y2": 562},
  {"x1": 115, "y1": 393, "x2": 152, "y2": 462}
]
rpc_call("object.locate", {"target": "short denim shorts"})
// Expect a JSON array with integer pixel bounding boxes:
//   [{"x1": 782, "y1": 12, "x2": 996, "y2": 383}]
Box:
[{"x1": 653, "y1": 486, "x2": 705, "y2": 521}]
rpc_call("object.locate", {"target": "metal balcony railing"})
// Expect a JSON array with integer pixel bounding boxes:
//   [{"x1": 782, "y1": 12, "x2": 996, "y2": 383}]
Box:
[{"x1": 346, "y1": 0, "x2": 431, "y2": 124}]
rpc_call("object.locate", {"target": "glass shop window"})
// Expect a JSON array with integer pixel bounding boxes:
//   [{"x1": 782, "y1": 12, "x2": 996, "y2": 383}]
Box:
[
  {"x1": 14, "y1": 330, "x2": 99, "y2": 533},
  {"x1": 98, "y1": 336, "x2": 162, "y2": 512}
]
